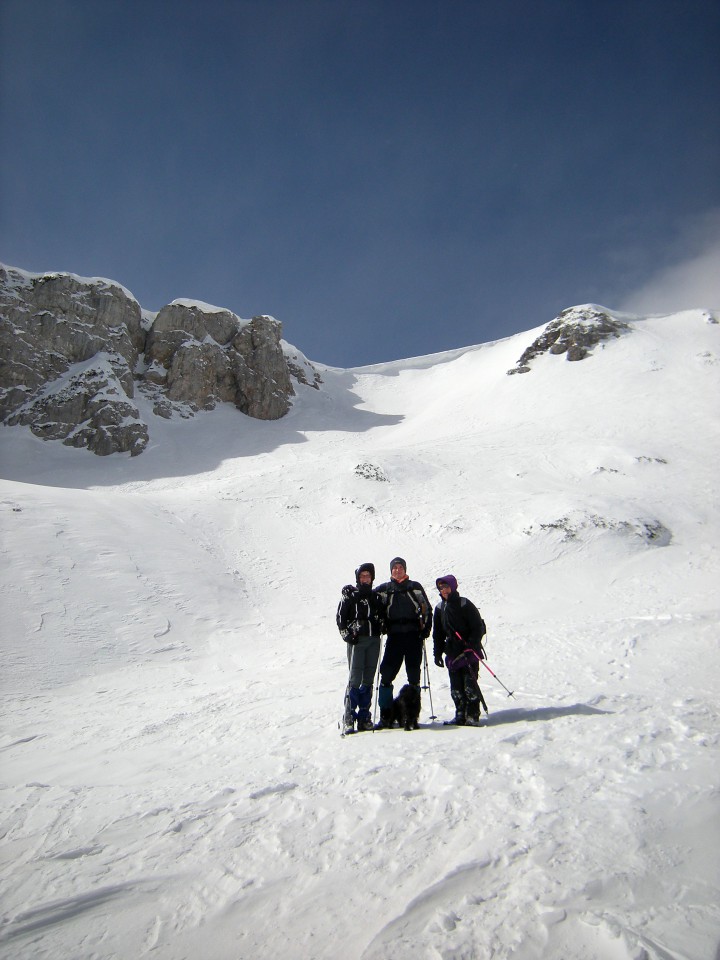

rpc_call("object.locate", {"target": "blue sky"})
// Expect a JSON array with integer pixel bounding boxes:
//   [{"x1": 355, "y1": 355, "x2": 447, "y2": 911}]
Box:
[{"x1": 1, "y1": 0, "x2": 719, "y2": 366}]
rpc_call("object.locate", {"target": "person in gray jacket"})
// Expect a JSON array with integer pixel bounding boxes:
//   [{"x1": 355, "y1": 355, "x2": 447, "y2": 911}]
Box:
[{"x1": 336, "y1": 562, "x2": 385, "y2": 733}]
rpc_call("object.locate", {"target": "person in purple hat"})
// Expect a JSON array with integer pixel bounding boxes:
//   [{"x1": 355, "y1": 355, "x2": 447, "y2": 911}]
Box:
[{"x1": 432, "y1": 574, "x2": 487, "y2": 726}]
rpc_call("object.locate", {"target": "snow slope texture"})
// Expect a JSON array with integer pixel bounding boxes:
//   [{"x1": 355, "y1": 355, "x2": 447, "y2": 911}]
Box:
[{"x1": 1, "y1": 308, "x2": 719, "y2": 960}]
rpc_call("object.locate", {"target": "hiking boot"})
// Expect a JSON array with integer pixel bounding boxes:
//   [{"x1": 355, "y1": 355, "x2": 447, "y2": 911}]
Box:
[
  {"x1": 466, "y1": 717, "x2": 483, "y2": 727},
  {"x1": 375, "y1": 708, "x2": 393, "y2": 730},
  {"x1": 443, "y1": 715, "x2": 466, "y2": 726},
  {"x1": 357, "y1": 706, "x2": 373, "y2": 731}
]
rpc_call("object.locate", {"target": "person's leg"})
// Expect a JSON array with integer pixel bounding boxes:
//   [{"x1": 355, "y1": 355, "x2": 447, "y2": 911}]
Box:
[
  {"x1": 404, "y1": 634, "x2": 423, "y2": 686},
  {"x1": 464, "y1": 664, "x2": 483, "y2": 724},
  {"x1": 362, "y1": 636, "x2": 381, "y2": 687},
  {"x1": 448, "y1": 669, "x2": 467, "y2": 724},
  {"x1": 343, "y1": 685, "x2": 356, "y2": 732},
  {"x1": 397, "y1": 635, "x2": 423, "y2": 722},
  {"x1": 379, "y1": 636, "x2": 403, "y2": 687},
  {"x1": 344, "y1": 641, "x2": 370, "y2": 732},
  {"x1": 357, "y1": 637, "x2": 381, "y2": 730},
  {"x1": 377, "y1": 637, "x2": 403, "y2": 728},
  {"x1": 348, "y1": 639, "x2": 365, "y2": 689}
]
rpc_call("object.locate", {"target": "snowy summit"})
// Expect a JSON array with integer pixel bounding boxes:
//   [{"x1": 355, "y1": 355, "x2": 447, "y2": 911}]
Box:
[{"x1": 1, "y1": 299, "x2": 719, "y2": 960}]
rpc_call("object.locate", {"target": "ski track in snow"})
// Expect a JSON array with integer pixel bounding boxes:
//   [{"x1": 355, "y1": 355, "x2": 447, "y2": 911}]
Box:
[{"x1": 1, "y1": 310, "x2": 719, "y2": 959}]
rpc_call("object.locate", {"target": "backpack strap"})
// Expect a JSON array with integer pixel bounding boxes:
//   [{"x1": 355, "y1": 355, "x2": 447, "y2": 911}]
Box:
[{"x1": 406, "y1": 585, "x2": 431, "y2": 629}]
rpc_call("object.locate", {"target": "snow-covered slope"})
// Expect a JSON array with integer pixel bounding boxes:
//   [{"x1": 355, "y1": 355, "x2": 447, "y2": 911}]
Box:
[{"x1": 1, "y1": 308, "x2": 718, "y2": 960}]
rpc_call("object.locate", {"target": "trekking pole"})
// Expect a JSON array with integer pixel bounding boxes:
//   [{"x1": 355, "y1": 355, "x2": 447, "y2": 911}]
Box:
[
  {"x1": 422, "y1": 640, "x2": 437, "y2": 720},
  {"x1": 454, "y1": 631, "x2": 516, "y2": 699},
  {"x1": 372, "y1": 641, "x2": 383, "y2": 732},
  {"x1": 480, "y1": 659, "x2": 515, "y2": 698}
]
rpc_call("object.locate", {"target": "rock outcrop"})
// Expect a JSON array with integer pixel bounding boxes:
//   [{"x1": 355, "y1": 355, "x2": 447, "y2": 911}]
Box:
[
  {"x1": 0, "y1": 266, "x2": 148, "y2": 455},
  {"x1": 507, "y1": 305, "x2": 630, "y2": 375},
  {"x1": 144, "y1": 302, "x2": 295, "y2": 419},
  {"x1": 0, "y1": 265, "x2": 320, "y2": 456}
]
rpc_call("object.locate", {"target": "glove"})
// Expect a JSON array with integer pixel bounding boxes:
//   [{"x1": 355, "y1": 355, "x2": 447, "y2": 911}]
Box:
[
  {"x1": 341, "y1": 584, "x2": 355, "y2": 599},
  {"x1": 434, "y1": 654, "x2": 444, "y2": 668},
  {"x1": 346, "y1": 635, "x2": 359, "y2": 646}
]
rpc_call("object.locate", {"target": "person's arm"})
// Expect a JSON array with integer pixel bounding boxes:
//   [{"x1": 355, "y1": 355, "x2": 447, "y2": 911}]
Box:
[
  {"x1": 418, "y1": 585, "x2": 433, "y2": 637},
  {"x1": 432, "y1": 605, "x2": 445, "y2": 665},
  {"x1": 337, "y1": 593, "x2": 358, "y2": 642}
]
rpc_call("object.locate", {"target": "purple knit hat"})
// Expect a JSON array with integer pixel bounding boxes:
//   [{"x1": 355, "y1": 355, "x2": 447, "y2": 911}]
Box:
[{"x1": 436, "y1": 574, "x2": 458, "y2": 592}]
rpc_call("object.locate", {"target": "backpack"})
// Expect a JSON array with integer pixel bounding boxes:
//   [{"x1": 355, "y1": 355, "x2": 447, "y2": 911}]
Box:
[{"x1": 445, "y1": 596, "x2": 487, "y2": 651}]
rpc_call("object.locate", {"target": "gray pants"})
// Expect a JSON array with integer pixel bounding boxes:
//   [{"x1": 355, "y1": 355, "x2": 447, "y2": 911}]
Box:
[{"x1": 347, "y1": 635, "x2": 381, "y2": 688}]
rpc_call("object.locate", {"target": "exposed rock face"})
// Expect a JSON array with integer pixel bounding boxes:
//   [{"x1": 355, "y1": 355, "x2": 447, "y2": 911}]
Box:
[
  {"x1": 231, "y1": 317, "x2": 295, "y2": 419},
  {"x1": 285, "y1": 350, "x2": 323, "y2": 390},
  {"x1": 354, "y1": 462, "x2": 388, "y2": 481},
  {"x1": 19, "y1": 359, "x2": 150, "y2": 457},
  {"x1": 0, "y1": 266, "x2": 148, "y2": 455},
  {"x1": 145, "y1": 302, "x2": 294, "y2": 418},
  {"x1": 507, "y1": 306, "x2": 630, "y2": 375},
  {"x1": 523, "y1": 510, "x2": 671, "y2": 546},
  {"x1": 0, "y1": 264, "x2": 319, "y2": 456}
]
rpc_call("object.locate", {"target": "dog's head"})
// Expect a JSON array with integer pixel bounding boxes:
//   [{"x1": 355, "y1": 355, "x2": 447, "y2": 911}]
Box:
[{"x1": 397, "y1": 684, "x2": 421, "y2": 705}]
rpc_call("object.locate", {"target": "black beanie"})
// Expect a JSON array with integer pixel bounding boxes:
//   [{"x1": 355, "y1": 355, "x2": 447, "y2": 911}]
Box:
[
  {"x1": 355, "y1": 562, "x2": 375, "y2": 583},
  {"x1": 390, "y1": 556, "x2": 407, "y2": 572}
]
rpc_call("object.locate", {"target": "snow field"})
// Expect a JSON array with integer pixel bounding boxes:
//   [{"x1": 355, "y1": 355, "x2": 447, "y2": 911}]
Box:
[{"x1": 1, "y1": 309, "x2": 719, "y2": 959}]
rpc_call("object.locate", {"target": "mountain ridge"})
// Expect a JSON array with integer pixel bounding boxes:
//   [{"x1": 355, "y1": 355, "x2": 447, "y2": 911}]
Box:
[{"x1": 3, "y1": 260, "x2": 717, "y2": 466}]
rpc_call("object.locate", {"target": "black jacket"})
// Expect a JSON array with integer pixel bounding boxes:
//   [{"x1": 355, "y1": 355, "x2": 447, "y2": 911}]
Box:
[
  {"x1": 432, "y1": 591, "x2": 485, "y2": 661},
  {"x1": 375, "y1": 578, "x2": 432, "y2": 638},
  {"x1": 336, "y1": 584, "x2": 385, "y2": 642}
]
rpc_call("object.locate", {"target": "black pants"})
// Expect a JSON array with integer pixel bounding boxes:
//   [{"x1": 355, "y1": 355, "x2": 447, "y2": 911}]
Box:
[
  {"x1": 449, "y1": 664, "x2": 482, "y2": 720},
  {"x1": 380, "y1": 633, "x2": 423, "y2": 687}
]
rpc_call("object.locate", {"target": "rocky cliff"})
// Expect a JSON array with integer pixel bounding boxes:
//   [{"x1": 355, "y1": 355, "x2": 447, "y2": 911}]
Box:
[
  {"x1": 0, "y1": 265, "x2": 321, "y2": 456},
  {"x1": 506, "y1": 305, "x2": 631, "y2": 375}
]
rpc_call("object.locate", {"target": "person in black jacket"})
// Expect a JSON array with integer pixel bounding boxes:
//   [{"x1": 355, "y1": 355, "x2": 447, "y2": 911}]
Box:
[
  {"x1": 374, "y1": 557, "x2": 432, "y2": 729},
  {"x1": 432, "y1": 574, "x2": 487, "y2": 726},
  {"x1": 336, "y1": 562, "x2": 385, "y2": 733}
]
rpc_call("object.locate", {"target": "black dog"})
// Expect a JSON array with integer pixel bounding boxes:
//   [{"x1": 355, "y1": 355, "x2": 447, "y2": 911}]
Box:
[{"x1": 390, "y1": 684, "x2": 421, "y2": 731}]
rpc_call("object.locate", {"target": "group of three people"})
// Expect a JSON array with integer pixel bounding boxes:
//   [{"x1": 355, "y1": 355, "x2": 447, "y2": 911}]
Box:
[{"x1": 336, "y1": 556, "x2": 487, "y2": 732}]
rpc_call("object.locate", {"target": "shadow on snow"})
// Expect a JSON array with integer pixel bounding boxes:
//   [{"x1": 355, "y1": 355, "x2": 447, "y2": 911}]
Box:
[{"x1": 483, "y1": 702, "x2": 612, "y2": 726}]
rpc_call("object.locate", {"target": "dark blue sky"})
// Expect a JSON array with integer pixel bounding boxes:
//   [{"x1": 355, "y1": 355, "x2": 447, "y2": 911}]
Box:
[{"x1": 2, "y1": 0, "x2": 719, "y2": 366}]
